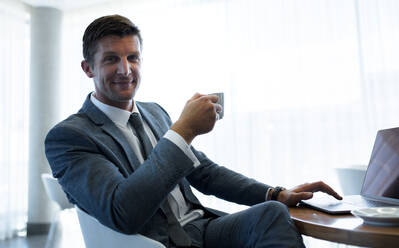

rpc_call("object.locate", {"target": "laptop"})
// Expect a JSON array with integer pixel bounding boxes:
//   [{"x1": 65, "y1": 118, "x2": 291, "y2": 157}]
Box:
[{"x1": 301, "y1": 127, "x2": 399, "y2": 214}]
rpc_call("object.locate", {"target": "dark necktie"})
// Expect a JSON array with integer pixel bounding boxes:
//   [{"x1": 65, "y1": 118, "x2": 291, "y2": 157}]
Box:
[
  {"x1": 129, "y1": 112, "x2": 192, "y2": 247},
  {"x1": 129, "y1": 112, "x2": 154, "y2": 159}
]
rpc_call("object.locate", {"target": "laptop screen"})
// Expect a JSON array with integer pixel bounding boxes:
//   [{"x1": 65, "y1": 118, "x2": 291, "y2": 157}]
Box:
[{"x1": 361, "y1": 128, "x2": 399, "y2": 203}]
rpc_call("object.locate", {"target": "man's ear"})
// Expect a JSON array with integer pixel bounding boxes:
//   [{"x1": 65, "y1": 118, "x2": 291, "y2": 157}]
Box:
[{"x1": 81, "y1": 60, "x2": 94, "y2": 78}]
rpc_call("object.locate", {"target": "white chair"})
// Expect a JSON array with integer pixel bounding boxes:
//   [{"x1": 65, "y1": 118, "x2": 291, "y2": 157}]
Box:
[
  {"x1": 41, "y1": 173, "x2": 165, "y2": 247},
  {"x1": 41, "y1": 173, "x2": 75, "y2": 248},
  {"x1": 41, "y1": 173, "x2": 74, "y2": 210},
  {"x1": 75, "y1": 206, "x2": 166, "y2": 248}
]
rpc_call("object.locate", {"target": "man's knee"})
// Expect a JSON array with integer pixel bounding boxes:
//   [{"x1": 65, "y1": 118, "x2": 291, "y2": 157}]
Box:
[
  {"x1": 257, "y1": 201, "x2": 289, "y2": 215},
  {"x1": 252, "y1": 201, "x2": 291, "y2": 226},
  {"x1": 249, "y1": 202, "x2": 304, "y2": 247}
]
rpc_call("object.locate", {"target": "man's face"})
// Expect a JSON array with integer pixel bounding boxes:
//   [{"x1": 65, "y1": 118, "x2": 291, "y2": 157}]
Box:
[{"x1": 82, "y1": 35, "x2": 142, "y2": 110}]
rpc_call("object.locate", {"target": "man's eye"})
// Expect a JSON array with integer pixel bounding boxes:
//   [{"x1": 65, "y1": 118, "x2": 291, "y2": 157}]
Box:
[
  {"x1": 104, "y1": 56, "x2": 118, "y2": 63},
  {"x1": 128, "y1": 55, "x2": 140, "y2": 62}
]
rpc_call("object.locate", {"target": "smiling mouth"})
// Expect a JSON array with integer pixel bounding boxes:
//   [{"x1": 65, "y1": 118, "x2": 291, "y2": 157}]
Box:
[
  {"x1": 113, "y1": 81, "x2": 132, "y2": 84},
  {"x1": 113, "y1": 79, "x2": 136, "y2": 85}
]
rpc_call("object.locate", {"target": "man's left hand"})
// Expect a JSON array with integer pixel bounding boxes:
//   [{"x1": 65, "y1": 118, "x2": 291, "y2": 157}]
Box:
[{"x1": 277, "y1": 181, "x2": 342, "y2": 207}]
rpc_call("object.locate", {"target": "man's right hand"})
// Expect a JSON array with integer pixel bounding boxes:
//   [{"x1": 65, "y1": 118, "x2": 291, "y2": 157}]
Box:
[{"x1": 171, "y1": 93, "x2": 220, "y2": 144}]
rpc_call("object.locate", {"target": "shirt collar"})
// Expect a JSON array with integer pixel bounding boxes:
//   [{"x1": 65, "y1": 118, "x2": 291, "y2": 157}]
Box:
[{"x1": 90, "y1": 93, "x2": 139, "y2": 127}]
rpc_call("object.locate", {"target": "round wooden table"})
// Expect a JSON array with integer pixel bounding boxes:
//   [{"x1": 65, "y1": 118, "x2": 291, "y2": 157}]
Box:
[{"x1": 289, "y1": 206, "x2": 399, "y2": 248}]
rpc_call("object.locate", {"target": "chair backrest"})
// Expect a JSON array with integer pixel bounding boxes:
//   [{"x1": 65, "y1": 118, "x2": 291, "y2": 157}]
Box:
[
  {"x1": 75, "y1": 206, "x2": 166, "y2": 248},
  {"x1": 41, "y1": 173, "x2": 74, "y2": 210}
]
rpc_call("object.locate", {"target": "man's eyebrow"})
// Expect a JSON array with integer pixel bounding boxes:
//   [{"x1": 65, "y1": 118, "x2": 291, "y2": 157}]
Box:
[
  {"x1": 102, "y1": 51, "x2": 118, "y2": 56},
  {"x1": 128, "y1": 51, "x2": 141, "y2": 55},
  {"x1": 101, "y1": 51, "x2": 140, "y2": 56}
]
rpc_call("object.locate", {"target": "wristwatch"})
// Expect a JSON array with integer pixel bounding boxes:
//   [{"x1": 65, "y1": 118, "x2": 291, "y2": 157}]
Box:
[{"x1": 271, "y1": 186, "x2": 286, "y2": 201}]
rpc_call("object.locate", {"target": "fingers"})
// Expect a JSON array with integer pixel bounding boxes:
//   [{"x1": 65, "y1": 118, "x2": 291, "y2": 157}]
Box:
[
  {"x1": 295, "y1": 192, "x2": 313, "y2": 201},
  {"x1": 190, "y1": 93, "x2": 219, "y2": 106},
  {"x1": 317, "y1": 182, "x2": 342, "y2": 200},
  {"x1": 313, "y1": 181, "x2": 342, "y2": 200},
  {"x1": 175, "y1": 93, "x2": 221, "y2": 140},
  {"x1": 214, "y1": 103, "x2": 222, "y2": 113},
  {"x1": 330, "y1": 190, "x2": 343, "y2": 200},
  {"x1": 281, "y1": 191, "x2": 313, "y2": 207},
  {"x1": 190, "y1": 94, "x2": 219, "y2": 106},
  {"x1": 293, "y1": 181, "x2": 343, "y2": 200},
  {"x1": 196, "y1": 95, "x2": 221, "y2": 120},
  {"x1": 190, "y1": 92, "x2": 204, "y2": 101},
  {"x1": 205, "y1": 94, "x2": 219, "y2": 103}
]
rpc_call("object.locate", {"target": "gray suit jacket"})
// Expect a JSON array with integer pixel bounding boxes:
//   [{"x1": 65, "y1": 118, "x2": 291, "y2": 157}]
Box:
[{"x1": 45, "y1": 94, "x2": 269, "y2": 246}]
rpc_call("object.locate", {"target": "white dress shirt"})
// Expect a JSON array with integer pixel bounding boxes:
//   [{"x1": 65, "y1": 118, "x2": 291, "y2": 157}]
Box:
[{"x1": 90, "y1": 94, "x2": 204, "y2": 226}]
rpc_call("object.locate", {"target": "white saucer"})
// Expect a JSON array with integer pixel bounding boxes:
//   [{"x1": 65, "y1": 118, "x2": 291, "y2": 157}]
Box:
[{"x1": 351, "y1": 207, "x2": 399, "y2": 226}]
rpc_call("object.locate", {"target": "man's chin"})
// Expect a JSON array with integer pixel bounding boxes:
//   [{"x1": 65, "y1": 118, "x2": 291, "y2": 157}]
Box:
[
  {"x1": 114, "y1": 91, "x2": 136, "y2": 101},
  {"x1": 114, "y1": 96, "x2": 134, "y2": 103}
]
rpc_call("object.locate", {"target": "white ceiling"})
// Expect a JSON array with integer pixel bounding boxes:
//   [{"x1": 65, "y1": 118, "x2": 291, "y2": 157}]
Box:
[{"x1": 21, "y1": 0, "x2": 113, "y2": 11}]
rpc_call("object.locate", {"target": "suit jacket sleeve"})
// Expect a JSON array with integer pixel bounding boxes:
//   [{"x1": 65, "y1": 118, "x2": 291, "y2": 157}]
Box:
[
  {"x1": 45, "y1": 102, "x2": 270, "y2": 235},
  {"x1": 45, "y1": 120, "x2": 196, "y2": 234},
  {"x1": 188, "y1": 148, "x2": 270, "y2": 206}
]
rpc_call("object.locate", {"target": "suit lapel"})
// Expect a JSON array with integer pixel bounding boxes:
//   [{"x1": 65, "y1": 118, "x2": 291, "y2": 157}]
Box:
[
  {"x1": 80, "y1": 95, "x2": 141, "y2": 170},
  {"x1": 81, "y1": 96, "x2": 168, "y2": 171},
  {"x1": 136, "y1": 102, "x2": 168, "y2": 140},
  {"x1": 101, "y1": 123, "x2": 142, "y2": 170}
]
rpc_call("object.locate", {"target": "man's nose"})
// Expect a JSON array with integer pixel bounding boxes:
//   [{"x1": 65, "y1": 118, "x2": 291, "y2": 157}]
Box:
[{"x1": 117, "y1": 58, "x2": 131, "y2": 76}]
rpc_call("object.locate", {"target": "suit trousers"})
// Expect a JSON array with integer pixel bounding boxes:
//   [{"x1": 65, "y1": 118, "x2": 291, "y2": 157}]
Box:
[{"x1": 181, "y1": 201, "x2": 305, "y2": 248}]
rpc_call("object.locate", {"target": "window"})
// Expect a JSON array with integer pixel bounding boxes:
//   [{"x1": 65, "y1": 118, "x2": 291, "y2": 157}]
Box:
[{"x1": 0, "y1": 0, "x2": 30, "y2": 239}]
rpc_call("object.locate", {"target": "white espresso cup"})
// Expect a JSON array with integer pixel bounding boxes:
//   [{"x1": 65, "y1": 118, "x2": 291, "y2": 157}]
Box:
[{"x1": 210, "y1": 92, "x2": 224, "y2": 120}]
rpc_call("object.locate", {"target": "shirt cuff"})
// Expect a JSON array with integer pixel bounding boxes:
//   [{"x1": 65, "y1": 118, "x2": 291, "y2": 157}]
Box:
[{"x1": 164, "y1": 130, "x2": 201, "y2": 167}]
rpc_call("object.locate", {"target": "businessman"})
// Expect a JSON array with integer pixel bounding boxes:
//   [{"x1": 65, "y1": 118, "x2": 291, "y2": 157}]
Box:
[{"x1": 45, "y1": 15, "x2": 342, "y2": 248}]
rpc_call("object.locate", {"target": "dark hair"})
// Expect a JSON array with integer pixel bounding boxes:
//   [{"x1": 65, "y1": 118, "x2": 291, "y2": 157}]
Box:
[{"x1": 82, "y1": 14, "x2": 143, "y2": 66}]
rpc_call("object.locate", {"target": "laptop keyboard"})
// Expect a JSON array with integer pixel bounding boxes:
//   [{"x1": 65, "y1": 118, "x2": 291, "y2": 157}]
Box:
[
  {"x1": 361, "y1": 199, "x2": 394, "y2": 207},
  {"x1": 344, "y1": 196, "x2": 396, "y2": 208},
  {"x1": 300, "y1": 195, "x2": 399, "y2": 214}
]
